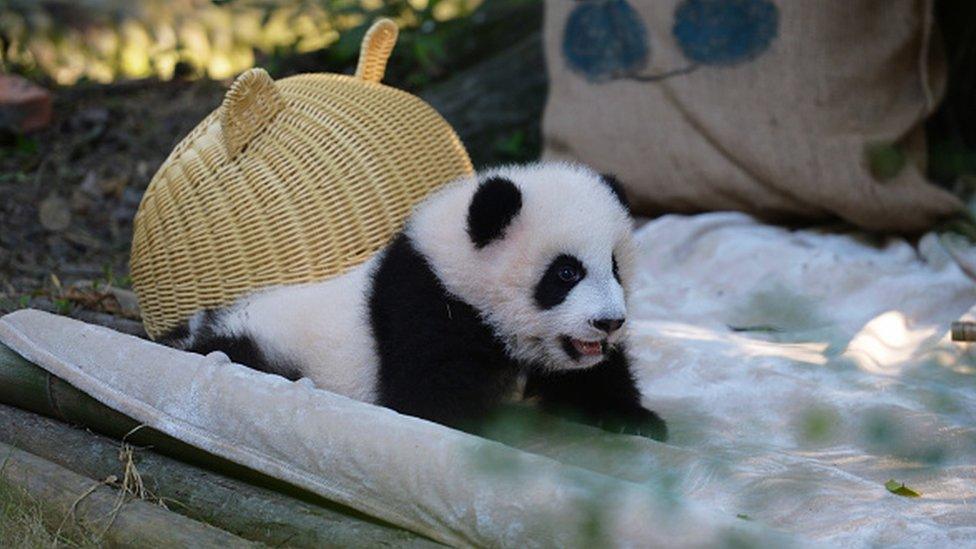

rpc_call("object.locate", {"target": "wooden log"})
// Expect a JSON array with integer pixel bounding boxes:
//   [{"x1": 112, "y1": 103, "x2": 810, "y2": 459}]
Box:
[
  {"x1": 0, "y1": 403, "x2": 440, "y2": 547},
  {"x1": 0, "y1": 343, "x2": 437, "y2": 546},
  {"x1": 0, "y1": 440, "x2": 255, "y2": 548}
]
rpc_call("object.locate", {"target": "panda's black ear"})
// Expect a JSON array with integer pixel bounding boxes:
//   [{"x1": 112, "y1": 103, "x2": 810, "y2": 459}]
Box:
[
  {"x1": 600, "y1": 173, "x2": 630, "y2": 213},
  {"x1": 467, "y1": 176, "x2": 522, "y2": 249}
]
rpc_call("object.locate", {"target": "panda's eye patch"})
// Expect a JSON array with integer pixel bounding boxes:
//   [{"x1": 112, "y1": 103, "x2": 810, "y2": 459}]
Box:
[
  {"x1": 612, "y1": 254, "x2": 620, "y2": 281},
  {"x1": 534, "y1": 254, "x2": 586, "y2": 309}
]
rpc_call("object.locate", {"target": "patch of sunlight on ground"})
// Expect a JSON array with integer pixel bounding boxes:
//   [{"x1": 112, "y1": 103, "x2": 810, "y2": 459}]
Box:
[
  {"x1": 638, "y1": 320, "x2": 830, "y2": 365},
  {"x1": 843, "y1": 311, "x2": 939, "y2": 376}
]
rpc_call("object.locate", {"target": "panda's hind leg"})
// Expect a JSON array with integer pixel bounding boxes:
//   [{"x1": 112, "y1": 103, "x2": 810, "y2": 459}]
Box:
[{"x1": 162, "y1": 309, "x2": 303, "y2": 382}]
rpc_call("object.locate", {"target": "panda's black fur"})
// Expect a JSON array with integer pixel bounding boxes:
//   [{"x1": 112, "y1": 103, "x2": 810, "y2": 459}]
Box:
[
  {"x1": 161, "y1": 163, "x2": 667, "y2": 441},
  {"x1": 369, "y1": 233, "x2": 521, "y2": 426},
  {"x1": 174, "y1": 310, "x2": 303, "y2": 382}
]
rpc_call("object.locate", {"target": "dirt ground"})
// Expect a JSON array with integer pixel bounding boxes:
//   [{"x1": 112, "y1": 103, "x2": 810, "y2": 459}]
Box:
[{"x1": 0, "y1": 79, "x2": 228, "y2": 320}]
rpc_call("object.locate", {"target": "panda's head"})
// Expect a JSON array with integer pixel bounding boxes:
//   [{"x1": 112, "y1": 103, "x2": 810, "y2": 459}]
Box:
[{"x1": 407, "y1": 162, "x2": 636, "y2": 371}]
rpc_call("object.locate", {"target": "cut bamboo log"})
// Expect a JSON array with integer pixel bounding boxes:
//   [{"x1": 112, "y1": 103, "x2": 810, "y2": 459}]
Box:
[
  {"x1": 0, "y1": 343, "x2": 436, "y2": 546},
  {"x1": 0, "y1": 403, "x2": 440, "y2": 547},
  {"x1": 0, "y1": 440, "x2": 255, "y2": 548},
  {"x1": 951, "y1": 321, "x2": 976, "y2": 341}
]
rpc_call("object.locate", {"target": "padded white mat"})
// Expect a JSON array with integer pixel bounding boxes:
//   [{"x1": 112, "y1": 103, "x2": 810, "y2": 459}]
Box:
[{"x1": 2, "y1": 212, "x2": 975, "y2": 546}]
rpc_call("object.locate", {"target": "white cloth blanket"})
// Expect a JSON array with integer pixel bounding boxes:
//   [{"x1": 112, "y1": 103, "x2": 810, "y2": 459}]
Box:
[
  {"x1": 1, "y1": 212, "x2": 974, "y2": 546},
  {"x1": 627, "y1": 213, "x2": 976, "y2": 545}
]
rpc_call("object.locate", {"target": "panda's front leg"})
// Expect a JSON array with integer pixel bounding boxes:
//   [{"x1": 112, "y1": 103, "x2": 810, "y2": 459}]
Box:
[{"x1": 525, "y1": 346, "x2": 668, "y2": 441}]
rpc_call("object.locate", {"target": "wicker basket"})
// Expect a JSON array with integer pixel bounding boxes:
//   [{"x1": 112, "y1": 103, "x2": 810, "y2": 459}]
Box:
[{"x1": 130, "y1": 19, "x2": 473, "y2": 339}]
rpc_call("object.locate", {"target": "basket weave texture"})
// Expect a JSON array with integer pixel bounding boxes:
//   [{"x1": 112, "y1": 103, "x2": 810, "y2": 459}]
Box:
[{"x1": 130, "y1": 20, "x2": 473, "y2": 339}]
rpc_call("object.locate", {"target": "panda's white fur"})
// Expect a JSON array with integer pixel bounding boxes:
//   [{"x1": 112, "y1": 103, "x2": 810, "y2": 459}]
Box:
[
  {"x1": 167, "y1": 161, "x2": 665, "y2": 439},
  {"x1": 189, "y1": 255, "x2": 382, "y2": 402}
]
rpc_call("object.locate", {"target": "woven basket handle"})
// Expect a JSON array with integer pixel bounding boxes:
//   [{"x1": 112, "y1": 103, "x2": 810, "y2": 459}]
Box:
[
  {"x1": 220, "y1": 68, "x2": 286, "y2": 159},
  {"x1": 355, "y1": 19, "x2": 399, "y2": 83}
]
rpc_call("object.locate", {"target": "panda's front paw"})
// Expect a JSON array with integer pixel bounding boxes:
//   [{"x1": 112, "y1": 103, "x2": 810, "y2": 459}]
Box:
[{"x1": 600, "y1": 407, "x2": 668, "y2": 442}]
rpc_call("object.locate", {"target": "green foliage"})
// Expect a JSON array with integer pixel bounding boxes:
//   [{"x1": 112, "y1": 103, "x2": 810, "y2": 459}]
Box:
[
  {"x1": 53, "y1": 298, "x2": 72, "y2": 315},
  {"x1": 0, "y1": 0, "x2": 482, "y2": 85},
  {"x1": 939, "y1": 212, "x2": 976, "y2": 243},
  {"x1": 884, "y1": 479, "x2": 921, "y2": 498},
  {"x1": 797, "y1": 406, "x2": 840, "y2": 445},
  {"x1": 928, "y1": 0, "x2": 976, "y2": 186},
  {"x1": 727, "y1": 283, "x2": 826, "y2": 336},
  {"x1": 100, "y1": 264, "x2": 132, "y2": 290},
  {"x1": 861, "y1": 408, "x2": 949, "y2": 465},
  {"x1": 10, "y1": 136, "x2": 36, "y2": 155},
  {"x1": 929, "y1": 141, "x2": 976, "y2": 184},
  {"x1": 492, "y1": 130, "x2": 526, "y2": 158},
  {"x1": 718, "y1": 528, "x2": 764, "y2": 549},
  {"x1": 0, "y1": 135, "x2": 38, "y2": 161},
  {"x1": 864, "y1": 141, "x2": 907, "y2": 182}
]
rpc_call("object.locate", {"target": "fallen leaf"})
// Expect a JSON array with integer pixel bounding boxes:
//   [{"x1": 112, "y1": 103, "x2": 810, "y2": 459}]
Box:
[
  {"x1": 885, "y1": 479, "x2": 921, "y2": 497},
  {"x1": 99, "y1": 175, "x2": 129, "y2": 197}
]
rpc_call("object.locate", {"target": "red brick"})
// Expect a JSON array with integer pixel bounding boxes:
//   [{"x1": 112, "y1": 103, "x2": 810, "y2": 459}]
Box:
[{"x1": 0, "y1": 74, "x2": 53, "y2": 133}]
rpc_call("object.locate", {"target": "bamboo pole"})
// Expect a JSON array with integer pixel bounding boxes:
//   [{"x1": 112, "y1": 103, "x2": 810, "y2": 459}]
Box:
[
  {"x1": 951, "y1": 321, "x2": 976, "y2": 342},
  {"x1": 0, "y1": 440, "x2": 256, "y2": 548},
  {"x1": 0, "y1": 403, "x2": 439, "y2": 547},
  {"x1": 0, "y1": 343, "x2": 437, "y2": 546}
]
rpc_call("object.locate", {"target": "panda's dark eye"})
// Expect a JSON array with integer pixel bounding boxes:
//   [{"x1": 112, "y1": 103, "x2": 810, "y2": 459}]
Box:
[
  {"x1": 535, "y1": 254, "x2": 586, "y2": 309},
  {"x1": 558, "y1": 265, "x2": 580, "y2": 282}
]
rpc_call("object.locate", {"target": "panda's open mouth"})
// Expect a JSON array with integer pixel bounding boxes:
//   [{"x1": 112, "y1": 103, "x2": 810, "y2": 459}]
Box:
[{"x1": 561, "y1": 336, "x2": 606, "y2": 359}]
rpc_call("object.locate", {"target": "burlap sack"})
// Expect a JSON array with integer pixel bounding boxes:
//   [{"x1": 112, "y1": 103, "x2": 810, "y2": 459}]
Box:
[{"x1": 542, "y1": 0, "x2": 964, "y2": 232}]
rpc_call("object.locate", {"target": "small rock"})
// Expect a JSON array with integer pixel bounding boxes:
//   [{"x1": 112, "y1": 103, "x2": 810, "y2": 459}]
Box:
[
  {"x1": 79, "y1": 171, "x2": 101, "y2": 197},
  {"x1": 38, "y1": 194, "x2": 72, "y2": 232},
  {"x1": 135, "y1": 161, "x2": 150, "y2": 180},
  {"x1": 72, "y1": 171, "x2": 101, "y2": 212},
  {"x1": 0, "y1": 75, "x2": 52, "y2": 133}
]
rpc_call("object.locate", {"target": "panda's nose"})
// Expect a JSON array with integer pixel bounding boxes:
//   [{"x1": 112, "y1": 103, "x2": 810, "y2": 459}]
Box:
[{"x1": 591, "y1": 317, "x2": 625, "y2": 334}]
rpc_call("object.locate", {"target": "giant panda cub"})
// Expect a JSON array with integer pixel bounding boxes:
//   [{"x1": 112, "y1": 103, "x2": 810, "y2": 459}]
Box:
[{"x1": 163, "y1": 162, "x2": 667, "y2": 441}]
